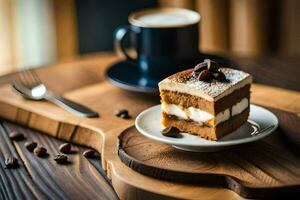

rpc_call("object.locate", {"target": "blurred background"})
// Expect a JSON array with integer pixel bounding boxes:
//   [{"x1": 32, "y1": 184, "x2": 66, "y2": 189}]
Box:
[{"x1": 0, "y1": 0, "x2": 299, "y2": 75}]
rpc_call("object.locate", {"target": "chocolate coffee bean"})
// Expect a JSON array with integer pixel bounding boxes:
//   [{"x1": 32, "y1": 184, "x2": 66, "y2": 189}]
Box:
[
  {"x1": 114, "y1": 109, "x2": 128, "y2": 116},
  {"x1": 34, "y1": 147, "x2": 47, "y2": 157},
  {"x1": 204, "y1": 59, "x2": 219, "y2": 72},
  {"x1": 193, "y1": 59, "x2": 222, "y2": 81},
  {"x1": 59, "y1": 143, "x2": 72, "y2": 154},
  {"x1": 54, "y1": 154, "x2": 68, "y2": 164},
  {"x1": 25, "y1": 141, "x2": 37, "y2": 152},
  {"x1": 215, "y1": 71, "x2": 227, "y2": 82},
  {"x1": 161, "y1": 127, "x2": 182, "y2": 138},
  {"x1": 193, "y1": 62, "x2": 207, "y2": 73},
  {"x1": 5, "y1": 156, "x2": 19, "y2": 169},
  {"x1": 161, "y1": 127, "x2": 172, "y2": 135},
  {"x1": 114, "y1": 109, "x2": 131, "y2": 119},
  {"x1": 83, "y1": 149, "x2": 97, "y2": 158},
  {"x1": 120, "y1": 113, "x2": 131, "y2": 119},
  {"x1": 9, "y1": 131, "x2": 25, "y2": 141},
  {"x1": 197, "y1": 70, "x2": 210, "y2": 81}
]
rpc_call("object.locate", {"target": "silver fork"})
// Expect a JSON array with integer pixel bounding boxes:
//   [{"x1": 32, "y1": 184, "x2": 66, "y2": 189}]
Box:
[{"x1": 12, "y1": 70, "x2": 99, "y2": 118}]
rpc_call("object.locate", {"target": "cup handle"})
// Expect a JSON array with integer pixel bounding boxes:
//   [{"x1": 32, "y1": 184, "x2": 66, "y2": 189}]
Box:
[{"x1": 114, "y1": 25, "x2": 136, "y2": 62}]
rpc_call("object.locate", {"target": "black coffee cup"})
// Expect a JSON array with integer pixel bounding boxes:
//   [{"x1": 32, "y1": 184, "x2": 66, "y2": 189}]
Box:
[{"x1": 114, "y1": 8, "x2": 200, "y2": 79}]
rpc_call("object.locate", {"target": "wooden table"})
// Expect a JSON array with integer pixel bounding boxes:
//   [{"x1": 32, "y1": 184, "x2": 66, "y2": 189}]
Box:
[{"x1": 0, "y1": 52, "x2": 299, "y2": 199}]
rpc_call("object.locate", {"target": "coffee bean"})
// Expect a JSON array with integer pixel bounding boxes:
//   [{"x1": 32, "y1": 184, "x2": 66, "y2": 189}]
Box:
[
  {"x1": 83, "y1": 149, "x2": 97, "y2": 158},
  {"x1": 34, "y1": 147, "x2": 47, "y2": 157},
  {"x1": 161, "y1": 127, "x2": 182, "y2": 138},
  {"x1": 119, "y1": 113, "x2": 131, "y2": 119},
  {"x1": 59, "y1": 143, "x2": 72, "y2": 154},
  {"x1": 161, "y1": 126, "x2": 180, "y2": 135},
  {"x1": 114, "y1": 109, "x2": 131, "y2": 119},
  {"x1": 204, "y1": 59, "x2": 211, "y2": 69},
  {"x1": 161, "y1": 127, "x2": 172, "y2": 135},
  {"x1": 25, "y1": 141, "x2": 37, "y2": 152},
  {"x1": 54, "y1": 154, "x2": 68, "y2": 164},
  {"x1": 215, "y1": 71, "x2": 227, "y2": 82},
  {"x1": 193, "y1": 62, "x2": 207, "y2": 73},
  {"x1": 114, "y1": 109, "x2": 128, "y2": 117},
  {"x1": 204, "y1": 59, "x2": 219, "y2": 72},
  {"x1": 197, "y1": 69, "x2": 210, "y2": 81},
  {"x1": 5, "y1": 156, "x2": 19, "y2": 169},
  {"x1": 193, "y1": 59, "x2": 220, "y2": 80},
  {"x1": 9, "y1": 131, "x2": 25, "y2": 141}
]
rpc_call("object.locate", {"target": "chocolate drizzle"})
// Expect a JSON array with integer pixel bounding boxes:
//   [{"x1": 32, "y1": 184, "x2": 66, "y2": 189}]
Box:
[{"x1": 193, "y1": 59, "x2": 228, "y2": 82}]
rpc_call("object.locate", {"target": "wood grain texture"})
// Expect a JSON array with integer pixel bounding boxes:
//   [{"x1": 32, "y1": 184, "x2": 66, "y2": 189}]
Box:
[
  {"x1": 118, "y1": 107, "x2": 300, "y2": 199},
  {"x1": 279, "y1": 0, "x2": 300, "y2": 56},
  {"x1": 0, "y1": 123, "x2": 41, "y2": 199},
  {"x1": 0, "y1": 120, "x2": 118, "y2": 200},
  {"x1": 53, "y1": 0, "x2": 78, "y2": 60},
  {"x1": 232, "y1": 56, "x2": 300, "y2": 92},
  {"x1": 159, "y1": 0, "x2": 195, "y2": 9},
  {"x1": 229, "y1": 0, "x2": 275, "y2": 56},
  {"x1": 196, "y1": 0, "x2": 229, "y2": 53},
  {"x1": 0, "y1": 0, "x2": 18, "y2": 75},
  {"x1": 0, "y1": 52, "x2": 299, "y2": 199}
]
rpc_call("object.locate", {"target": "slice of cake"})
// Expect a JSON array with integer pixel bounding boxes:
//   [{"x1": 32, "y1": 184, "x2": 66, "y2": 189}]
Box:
[{"x1": 158, "y1": 59, "x2": 252, "y2": 140}]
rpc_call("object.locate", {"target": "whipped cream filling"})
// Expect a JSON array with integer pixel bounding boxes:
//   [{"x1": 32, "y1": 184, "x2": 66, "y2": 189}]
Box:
[
  {"x1": 232, "y1": 98, "x2": 248, "y2": 116},
  {"x1": 162, "y1": 98, "x2": 249, "y2": 126}
]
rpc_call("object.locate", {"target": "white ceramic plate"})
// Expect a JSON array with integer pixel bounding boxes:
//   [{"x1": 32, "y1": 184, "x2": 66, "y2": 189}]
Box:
[{"x1": 135, "y1": 104, "x2": 278, "y2": 152}]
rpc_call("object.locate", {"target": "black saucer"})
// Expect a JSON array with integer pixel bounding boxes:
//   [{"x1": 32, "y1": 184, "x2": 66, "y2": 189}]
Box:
[{"x1": 105, "y1": 60, "x2": 160, "y2": 94}]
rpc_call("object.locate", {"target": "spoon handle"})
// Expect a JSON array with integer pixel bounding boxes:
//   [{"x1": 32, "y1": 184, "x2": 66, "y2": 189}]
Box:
[{"x1": 45, "y1": 93, "x2": 99, "y2": 118}]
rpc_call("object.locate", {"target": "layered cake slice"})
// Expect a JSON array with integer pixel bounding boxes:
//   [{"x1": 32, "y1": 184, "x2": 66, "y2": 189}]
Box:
[{"x1": 159, "y1": 59, "x2": 252, "y2": 140}]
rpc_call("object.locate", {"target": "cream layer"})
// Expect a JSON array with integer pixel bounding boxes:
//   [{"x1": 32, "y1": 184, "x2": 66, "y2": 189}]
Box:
[{"x1": 162, "y1": 98, "x2": 249, "y2": 126}]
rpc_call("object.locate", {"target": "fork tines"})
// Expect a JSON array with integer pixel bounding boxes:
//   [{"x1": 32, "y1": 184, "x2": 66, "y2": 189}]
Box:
[{"x1": 17, "y1": 70, "x2": 42, "y2": 89}]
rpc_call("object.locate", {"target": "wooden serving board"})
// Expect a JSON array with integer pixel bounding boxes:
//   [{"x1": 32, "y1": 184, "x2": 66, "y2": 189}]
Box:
[
  {"x1": 118, "y1": 109, "x2": 300, "y2": 199},
  {"x1": 0, "y1": 53, "x2": 300, "y2": 199}
]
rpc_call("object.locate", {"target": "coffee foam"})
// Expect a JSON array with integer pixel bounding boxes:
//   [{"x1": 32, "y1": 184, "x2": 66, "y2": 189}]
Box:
[
  {"x1": 129, "y1": 8, "x2": 200, "y2": 28},
  {"x1": 137, "y1": 12, "x2": 195, "y2": 26}
]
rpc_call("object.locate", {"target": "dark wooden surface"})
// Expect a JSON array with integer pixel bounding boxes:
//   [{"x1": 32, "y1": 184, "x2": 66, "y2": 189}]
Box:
[
  {"x1": 0, "y1": 120, "x2": 119, "y2": 200},
  {"x1": 118, "y1": 107, "x2": 300, "y2": 199},
  {"x1": 232, "y1": 56, "x2": 300, "y2": 91}
]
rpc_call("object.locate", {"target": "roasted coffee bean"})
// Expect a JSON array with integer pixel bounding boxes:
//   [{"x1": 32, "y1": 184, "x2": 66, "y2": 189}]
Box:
[
  {"x1": 54, "y1": 154, "x2": 68, "y2": 164},
  {"x1": 204, "y1": 59, "x2": 219, "y2": 72},
  {"x1": 212, "y1": 72, "x2": 219, "y2": 78},
  {"x1": 114, "y1": 109, "x2": 128, "y2": 117},
  {"x1": 25, "y1": 141, "x2": 37, "y2": 152},
  {"x1": 9, "y1": 131, "x2": 25, "y2": 141},
  {"x1": 34, "y1": 147, "x2": 47, "y2": 157},
  {"x1": 83, "y1": 149, "x2": 97, "y2": 158},
  {"x1": 119, "y1": 113, "x2": 131, "y2": 119},
  {"x1": 161, "y1": 127, "x2": 172, "y2": 135},
  {"x1": 204, "y1": 59, "x2": 211, "y2": 68},
  {"x1": 5, "y1": 156, "x2": 19, "y2": 169},
  {"x1": 161, "y1": 127, "x2": 182, "y2": 138},
  {"x1": 59, "y1": 143, "x2": 72, "y2": 154},
  {"x1": 161, "y1": 126, "x2": 180, "y2": 135},
  {"x1": 215, "y1": 71, "x2": 227, "y2": 82},
  {"x1": 115, "y1": 109, "x2": 131, "y2": 119},
  {"x1": 193, "y1": 62, "x2": 207, "y2": 73},
  {"x1": 197, "y1": 69, "x2": 210, "y2": 81}
]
